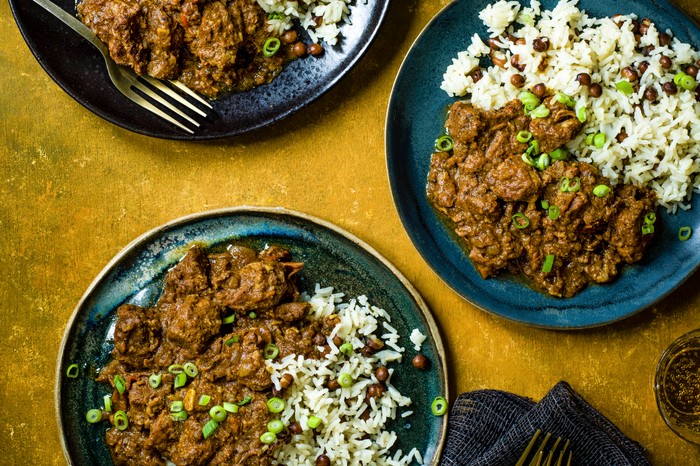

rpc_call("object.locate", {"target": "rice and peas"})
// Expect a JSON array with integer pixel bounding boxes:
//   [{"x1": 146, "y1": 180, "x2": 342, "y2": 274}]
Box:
[
  {"x1": 269, "y1": 285, "x2": 427, "y2": 466},
  {"x1": 257, "y1": 0, "x2": 355, "y2": 46},
  {"x1": 441, "y1": 0, "x2": 700, "y2": 213}
]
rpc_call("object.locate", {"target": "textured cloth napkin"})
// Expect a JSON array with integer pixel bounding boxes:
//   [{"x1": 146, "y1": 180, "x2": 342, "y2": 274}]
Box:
[{"x1": 440, "y1": 381, "x2": 650, "y2": 466}]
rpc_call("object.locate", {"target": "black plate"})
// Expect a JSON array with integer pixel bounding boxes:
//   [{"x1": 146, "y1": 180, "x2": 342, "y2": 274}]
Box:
[{"x1": 10, "y1": 0, "x2": 389, "y2": 140}]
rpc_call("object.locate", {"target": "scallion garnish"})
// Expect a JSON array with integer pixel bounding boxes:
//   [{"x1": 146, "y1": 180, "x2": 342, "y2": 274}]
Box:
[
  {"x1": 522, "y1": 153, "x2": 536, "y2": 166},
  {"x1": 337, "y1": 373, "x2": 354, "y2": 388},
  {"x1": 202, "y1": 419, "x2": 219, "y2": 439},
  {"x1": 113, "y1": 374, "x2": 126, "y2": 395},
  {"x1": 680, "y1": 74, "x2": 697, "y2": 91},
  {"x1": 541, "y1": 200, "x2": 550, "y2": 209},
  {"x1": 576, "y1": 105, "x2": 587, "y2": 123},
  {"x1": 170, "y1": 411, "x2": 188, "y2": 421},
  {"x1": 223, "y1": 402, "x2": 239, "y2": 413},
  {"x1": 237, "y1": 395, "x2": 253, "y2": 406},
  {"x1": 593, "y1": 132, "x2": 606, "y2": 148},
  {"x1": 222, "y1": 314, "x2": 235, "y2": 324},
  {"x1": 518, "y1": 91, "x2": 540, "y2": 111},
  {"x1": 549, "y1": 147, "x2": 568, "y2": 161},
  {"x1": 679, "y1": 226, "x2": 692, "y2": 241},
  {"x1": 170, "y1": 401, "x2": 184, "y2": 413},
  {"x1": 615, "y1": 80, "x2": 634, "y2": 95},
  {"x1": 168, "y1": 364, "x2": 184, "y2": 374},
  {"x1": 339, "y1": 342, "x2": 354, "y2": 355},
  {"x1": 225, "y1": 335, "x2": 239, "y2": 346},
  {"x1": 173, "y1": 372, "x2": 187, "y2": 389},
  {"x1": 267, "y1": 419, "x2": 284, "y2": 434},
  {"x1": 183, "y1": 362, "x2": 198, "y2": 378},
  {"x1": 307, "y1": 415, "x2": 322, "y2": 429},
  {"x1": 554, "y1": 92, "x2": 576, "y2": 108},
  {"x1": 512, "y1": 212, "x2": 530, "y2": 229},
  {"x1": 642, "y1": 224, "x2": 655, "y2": 235},
  {"x1": 86, "y1": 409, "x2": 103, "y2": 424},
  {"x1": 435, "y1": 135, "x2": 454, "y2": 152},
  {"x1": 262, "y1": 37, "x2": 281, "y2": 58},
  {"x1": 645, "y1": 212, "x2": 656, "y2": 225},
  {"x1": 103, "y1": 395, "x2": 112, "y2": 412},
  {"x1": 535, "y1": 153, "x2": 551, "y2": 171},
  {"x1": 113, "y1": 410, "x2": 129, "y2": 431},
  {"x1": 149, "y1": 372, "x2": 162, "y2": 389},
  {"x1": 593, "y1": 185, "x2": 611, "y2": 197},
  {"x1": 209, "y1": 405, "x2": 227, "y2": 422},
  {"x1": 516, "y1": 130, "x2": 532, "y2": 143},
  {"x1": 542, "y1": 254, "x2": 555, "y2": 273},
  {"x1": 267, "y1": 397, "x2": 285, "y2": 413},
  {"x1": 260, "y1": 431, "x2": 277, "y2": 444},
  {"x1": 263, "y1": 344, "x2": 280, "y2": 360},
  {"x1": 548, "y1": 206, "x2": 560, "y2": 220},
  {"x1": 530, "y1": 104, "x2": 550, "y2": 118},
  {"x1": 248, "y1": 311, "x2": 257, "y2": 319},
  {"x1": 66, "y1": 364, "x2": 79, "y2": 378},
  {"x1": 431, "y1": 396, "x2": 448, "y2": 416},
  {"x1": 199, "y1": 395, "x2": 211, "y2": 406}
]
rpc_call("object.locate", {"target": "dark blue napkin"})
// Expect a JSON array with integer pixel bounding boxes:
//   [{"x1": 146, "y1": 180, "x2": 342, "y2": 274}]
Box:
[{"x1": 440, "y1": 381, "x2": 650, "y2": 466}]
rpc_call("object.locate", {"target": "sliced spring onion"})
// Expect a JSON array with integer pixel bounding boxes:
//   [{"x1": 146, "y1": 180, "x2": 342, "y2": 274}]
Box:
[
  {"x1": 66, "y1": 364, "x2": 79, "y2": 378},
  {"x1": 339, "y1": 342, "x2": 354, "y2": 355},
  {"x1": 576, "y1": 105, "x2": 587, "y2": 123},
  {"x1": 183, "y1": 362, "x2": 198, "y2": 378},
  {"x1": 223, "y1": 402, "x2": 239, "y2": 413},
  {"x1": 222, "y1": 314, "x2": 235, "y2": 324},
  {"x1": 170, "y1": 401, "x2": 184, "y2": 413},
  {"x1": 236, "y1": 395, "x2": 253, "y2": 406},
  {"x1": 593, "y1": 132, "x2": 606, "y2": 148},
  {"x1": 560, "y1": 176, "x2": 570, "y2": 192},
  {"x1": 263, "y1": 344, "x2": 279, "y2": 360},
  {"x1": 548, "y1": 206, "x2": 560, "y2": 220},
  {"x1": 680, "y1": 74, "x2": 697, "y2": 91},
  {"x1": 113, "y1": 410, "x2": 128, "y2": 431},
  {"x1": 262, "y1": 37, "x2": 281, "y2": 58},
  {"x1": 103, "y1": 395, "x2": 112, "y2": 412},
  {"x1": 679, "y1": 226, "x2": 692, "y2": 241},
  {"x1": 593, "y1": 185, "x2": 611, "y2": 197},
  {"x1": 512, "y1": 212, "x2": 530, "y2": 229},
  {"x1": 585, "y1": 133, "x2": 595, "y2": 145},
  {"x1": 674, "y1": 72, "x2": 687, "y2": 85},
  {"x1": 541, "y1": 200, "x2": 550, "y2": 209},
  {"x1": 174, "y1": 372, "x2": 187, "y2": 389},
  {"x1": 260, "y1": 431, "x2": 277, "y2": 444},
  {"x1": 431, "y1": 396, "x2": 448, "y2": 416},
  {"x1": 567, "y1": 176, "x2": 581, "y2": 192},
  {"x1": 542, "y1": 254, "x2": 555, "y2": 273},
  {"x1": 113, "y1": 375, "x2": 126, "y2": 395},
  {"x1": 225, "y1": 336, "x2": 239, "y2": 346},
  {"x1": 210, "y1": 405, "x2": 227, "y2": 422},
  {"x1": 518, "y1": 91, "x2": 540, "y2": 110},
  {"x1": 549, "y1": 147, "x2": 569, "y2": 161},
  {"x1": 202, "y1": 419, "x2": 219, "y2": 439},
  {"x1": 642, "y1": 224, "x2": 655, "y2": 235},
  {"x1": 267, "y1": 419, "x2": 284, "y2": 434},
  {"x1": 267, "y1": 397, "x2": 286, "y2": 413},
  {"x1": 168, "y1": 364, "x2": 184, "y2": 374},
  {"x1": 554, "y1": 92, "x2": 576, "y2": 108},
  {"x1": 199, "y1": 395, "x2": 211, "y2": 406},
  {"x1": 522, "y1": 153, "x2": 536, "y2": 166},
  {"x1": 248, "y1": 311, "x2": 257, "y2": 319},
  {"x1": 645, "y1": 212, "x2": 657, "y2": 225},
  {"x1": 86, "y1": 409, "x2": 103, "y2": 424},
  {"x1": 516, "y1": 130, "x2": 532, "y2": 143},
  {"x1": 535, "y1": 153, "x2": 551, "y2": 171},
  {"x1": 170, "y1": 411, "x2": 188, "y2": 421},
  {"x1": 615, "y1": 80, "x2": 634, "y2": 95},
  {"x1": 529, "y1": 140, "x2": 540, "y2": 156},
  {"x1": 530, "y1": 104, "x2": 550, "y2": 118},
  {"x1": 337, "y1": 373, "x2": 354, "y2": 388},
  {"x1": 435, "y1": 135, "x2": 454, "y2": 152},
  {"x1": 307, "y1": 415, "x2": 322, "y2": 429},
  {"x1": 149, "y1": 372, "x2": 162, "y2": 389}
]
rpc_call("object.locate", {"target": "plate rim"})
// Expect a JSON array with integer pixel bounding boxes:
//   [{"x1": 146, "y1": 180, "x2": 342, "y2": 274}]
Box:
[
  {"x1": 54, "y1": 205, "x2": 449, "y2": 464},
  {"x1": 385, "y1": 0, "x2": 700, "y2": 330},
  {"x1": 9, "y1": 0, "x2": 392, "y2": 141}
]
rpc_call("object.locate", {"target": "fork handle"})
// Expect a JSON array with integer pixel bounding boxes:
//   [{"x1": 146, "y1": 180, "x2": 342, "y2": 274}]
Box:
[{"x1": 31, "y1": 0, "x2": 108, "y2": 54}]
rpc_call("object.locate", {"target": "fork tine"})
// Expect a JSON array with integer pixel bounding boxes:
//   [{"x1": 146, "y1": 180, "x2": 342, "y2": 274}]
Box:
[
  {"x1": 140, "y1": 75, "x2": 209, "y2": 117},
  {"x1": 130, "y1": 80, "x2": 201, "y2": 127},
  {"x1": 556, "y1": 439, "x2": 571, "y2": 466},
  {"x1": 516, "y1": 430, "x2": 542, "y2": 466},
  {"x1": 169, "y1": 80, "x2": 213, "y2": 109},
  {"x1": 544, "y1": 437, "x2": 562, "y2": 466},
  {"x1": 121, "y1": 90, "x2": 194, "y2": 134},
  {"x1": 566, "y1": 451, "x2": 572, "y2": 466}
]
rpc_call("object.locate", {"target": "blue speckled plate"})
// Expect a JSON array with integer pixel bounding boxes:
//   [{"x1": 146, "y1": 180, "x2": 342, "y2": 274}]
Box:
[
  {"x1": 386, "y1": 0, "x2": 700, "y2": 329},
  {"x1": 10, "y1": 0, "x2": 389, "y2": 140},
  {"x1": 56, "y1": 207, "x2": 447, "y2": 465}
]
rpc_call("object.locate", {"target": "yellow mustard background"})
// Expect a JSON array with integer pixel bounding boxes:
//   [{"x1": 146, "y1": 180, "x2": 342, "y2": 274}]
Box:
[{"x1": 2, "y1": 0, "x2": 700, "y2": 464}]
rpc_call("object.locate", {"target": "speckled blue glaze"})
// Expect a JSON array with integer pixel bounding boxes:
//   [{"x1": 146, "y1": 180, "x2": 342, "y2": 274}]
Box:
[
  {"x1": 56, "y1": 207, "x2": 448, "y2": 465},
  {"x1": 9, "y1": 1, "x2": 389, "y2": 140},
  {"x1": 386, "y1": 0, "x2": 700, "y2": 329}
]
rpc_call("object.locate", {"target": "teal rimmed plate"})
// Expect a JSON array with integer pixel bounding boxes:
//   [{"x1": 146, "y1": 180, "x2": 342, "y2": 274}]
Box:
[
  {"x1": 56, "y1": 207, "x2": 447, "y2": 464},
  {"x1": 386, "y1": 0, "x2": 700, "y2": 329}
]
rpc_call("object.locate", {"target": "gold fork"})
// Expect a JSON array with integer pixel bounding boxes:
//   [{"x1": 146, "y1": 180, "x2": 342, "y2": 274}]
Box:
[
  {"x1": 31, "y1": 0, "x2": 212, "y2": 133},
  {"x1": 516, "y1": 429, "x2": 573, "y2": 466}
]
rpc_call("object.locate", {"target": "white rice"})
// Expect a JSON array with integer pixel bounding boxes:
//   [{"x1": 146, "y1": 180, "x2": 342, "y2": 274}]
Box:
[
  {"x1": 441, "y1": 0, "x2": 700, "y2": 212},
  {"x1": 267, "y1": 284, "x2": 420, "y2": 466},
  {"x1": 256, "y1": 0, "x2": 355, "y2": 46}
]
